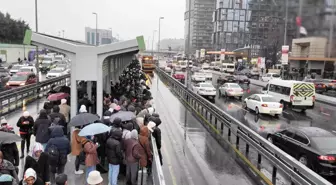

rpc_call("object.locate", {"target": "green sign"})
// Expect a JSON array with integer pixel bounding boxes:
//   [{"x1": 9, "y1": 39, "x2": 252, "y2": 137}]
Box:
[
  {"x1": 23, "y1": 30, "x2": 32, "y2": 45},
  {"x1": 136, "y1": 36, "x2": 146, "y2": 52}
]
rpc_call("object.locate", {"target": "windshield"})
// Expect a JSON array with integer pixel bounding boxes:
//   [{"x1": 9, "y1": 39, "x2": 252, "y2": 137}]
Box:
[
  {"x1": 50, "y1": 69, "x2": 63, "y2": 73},
  {"x1": 200, "y1": 84, "x2": 213, "y2": 88},
  {"x1": 272, "y1": 74, "x2": 280, "y2": 77},
  {"x1": 180, "y1": 62, "x2": 187, "y2": 65},
  {"x1": 175, "y1": 72, "x2": 184, "y2": 75},
  {"x1": 20, "y1": 68, "x2": 33, "y2": 72},
  {"x1": 55, "y1": 57, "x2": 63, "y2": 60},
  {"x1": 229, "y1": 84, "x2": 240, "y2": 88},
  {"x1": 10, "y1": 75, "x2": 27, "y2": 81},
  {"x1": 43, "y1": 57, "x2": 52, "y2": 62},
  {"x1": 227, "y1": 66, "x2": 235, "y2": 69},
  {"x1": 313, "y1": 137, "x2": 336, "y2": 151},
  {"x1": 11, "y1": 66, "x2": 21, "y2": 70},
  {"x1": 262, "y1": 97, "x2": 276, "y2": 102}
]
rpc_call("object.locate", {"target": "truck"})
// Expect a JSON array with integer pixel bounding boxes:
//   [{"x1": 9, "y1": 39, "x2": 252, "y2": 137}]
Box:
[{"x1": 141, "y1": 55, "x2": 155, "y2": 77}]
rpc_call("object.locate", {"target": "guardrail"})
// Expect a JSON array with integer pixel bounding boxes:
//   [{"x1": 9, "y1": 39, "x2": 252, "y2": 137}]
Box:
[
  {"x1": 156, "y1": 68, "x2": 332, "y2": 185},
  {"x1": 0, "y1": 74, "x2": 70, "y2": 116}
]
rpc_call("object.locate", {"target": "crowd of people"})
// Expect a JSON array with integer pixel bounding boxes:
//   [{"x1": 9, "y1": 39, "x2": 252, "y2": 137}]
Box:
[{"x1": 0, "y1": 59, "x2": 163, "y2": 185}]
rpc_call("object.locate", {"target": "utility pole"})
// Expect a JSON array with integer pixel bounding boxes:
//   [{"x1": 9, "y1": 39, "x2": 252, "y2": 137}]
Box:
[
  {"x1": 62, "y1": 30, "x2": 65, "y2": 38},
  {"x1": 158, "y1": 17, "x2": 164, "y2": 60},
  {"x1": 152, "y1": 30, "x2": 157, "y2": 56},
  {"x1": 328, "y1": 0, "x2": 335, "y2": 58},
  {"x1": 35, "y1": 0, "x2": 40, "y2": 112},
  {"x1": 284, "y1": 0, "x2": 288, "y2": 45}
]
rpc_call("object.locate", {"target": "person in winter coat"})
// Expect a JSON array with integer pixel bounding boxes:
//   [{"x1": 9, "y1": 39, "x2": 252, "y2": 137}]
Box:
[
  {"x1": 106, "y1": 129, "x2": 123, "y2": 185},
  {"x1": 45, "y1": 127, "x2": 70, "y2": 184},
  {"x1": 79, "y1": 105, "x2": 87, "y2": 114},
  {"x1": 17, "y1": 111, "x2": 34, "y2": 158},
  {"x1": 82, "y1": 137, "x2": 99, "y2": 181},
  {"x1": 111, "y1": 118, "x2": 122, "y2": 130},
  {"x1": 49, "y1": 105, "x2": 67, "y2": 136},
  {"x1": 137, "y1": 107, "x2": 155, "y2": 118},
  {"x1": 78, "y1": 93, "x2": 93, "y2": 112},
  {"x1": 23, "y1": 143, "x2": 50, "y2": 184},
  {"x1": 71, "y1": 127, "x2": 86, "y2": 175},
  {"x1": 59, "y1": 99, "x2": 70, "y2": 123},
  {"x1": 0, "y1": 151, "x2": 19, "y2": 183},
  {"x1": 139, "y1": 127, "x2": 152, "y2": 174},
  {"x1": 150, "y1": 117, "x2": 162, "y2": 165},
  {"x1": 122, "y1": 122, "x2": 133, "y2": 139},
  {"x1": 19, "y1": 168, "x2": 44, "y2": 185},
  {"x1": 124, "y1": 130, "x2": 143, "y2": 185},
  {"x1": 33, "y1": 109, "x2": 52, "y2": 149},
  {"x1": 0, "y1": 119, "x2": 19, "y2": 169},
  {"x1": 102, "y1": 111, "x2": 112, "y2": 126}
]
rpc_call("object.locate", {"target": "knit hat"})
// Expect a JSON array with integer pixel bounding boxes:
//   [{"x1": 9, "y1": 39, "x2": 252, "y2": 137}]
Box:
[
  {"x1": 79, "y1": 105, "x2": 87, "y2": 113},
  {"x1": 61, "y1": 99, "x2": 67, "y2": 104},
  {"x1": 23, "y1": 111, "x2": 30, "y2": 117},
  {"x1": 87, "y1": 171, "x2": 103, "y2": 185},
  {"x1": 23, "y1": 168, "x2": 37, "y2": 182}
]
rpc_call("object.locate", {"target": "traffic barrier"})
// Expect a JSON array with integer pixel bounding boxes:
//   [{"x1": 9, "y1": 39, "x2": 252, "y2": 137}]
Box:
[
  {"x1": 156, "y1": 67, "x2": 332, "y2": 185},
  {"x1": 0, "y1": 74, "x2": 70, "y2": 116}
]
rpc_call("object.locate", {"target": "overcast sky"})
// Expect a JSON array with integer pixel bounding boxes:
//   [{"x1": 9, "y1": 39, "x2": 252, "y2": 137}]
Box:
[{"x1": 1, "y1": 0, "x2": 185, "y2": 43}]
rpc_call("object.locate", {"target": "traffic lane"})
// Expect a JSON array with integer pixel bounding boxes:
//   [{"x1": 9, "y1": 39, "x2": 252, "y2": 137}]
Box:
[{"x1": 152, "y1": 75, "x2": 256, "y2": 185}]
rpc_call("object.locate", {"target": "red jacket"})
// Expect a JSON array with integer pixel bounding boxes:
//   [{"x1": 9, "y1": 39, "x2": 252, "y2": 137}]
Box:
[{"x1": 83, "y1": 141, "x2": 99, "y2": 167}]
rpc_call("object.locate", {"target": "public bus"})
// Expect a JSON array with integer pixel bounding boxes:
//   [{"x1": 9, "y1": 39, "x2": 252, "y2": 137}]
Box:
[{"x1": 141, "y1": 55, "x2": 155, "y2": 77}]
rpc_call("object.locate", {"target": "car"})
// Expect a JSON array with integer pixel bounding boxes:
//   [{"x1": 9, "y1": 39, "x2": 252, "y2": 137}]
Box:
[
  {"x1": 175, "y1": 64, "x2": 182, "y2": 71},
  {"x1": 268, "y1": 127, "x2": 336, "y2": 176},
  {"x1": 246, "y1": 70, "x2": 260, "y2": 79},
  {"x1": 46, "y1": 68, "x2": 67, "y2": 78},
  {"x1": 322, "y1": 79, "x2": 336, "y2": 91},
  {"x1": 243, "y1": 94, "x2": 283, "y2": 116},
  {"x1": 172, "y1": 71, "x2": 185, "y2": 83},
  {"x1": 303, "y1": 78, "x2": 327, "y2": 93},
  {"x1": 6, "y1": 72, "x2": 37, "y2": 88},
  {"x1": 191, "y1": 72, "x2": 206, "y2": 82},
  {"x1": 164, "y1": 66, "x2": 172, "y2": 73},
  {"x1": 191, "y1": 66, "x2": 201, "y2": 72},
  {"x1": 192, "y1": 82, "x2": 216, "y2": 99},
  {"x1": 218, "y1": 83, "x2": 244, "y2": 99},
  {"x1": 9, "y1": 65, "x2": 24, "y2": 76},
  {"x1": 234, "y1": 74, "x2": 250, "y2": 85},
  {"x1": 217, "y1": 75, "x2": 236, "y2": 85},
  {"x1": 19, "y1": 66, "x2": 37, "y2": 75},
  {"x1": 261, "y1": 73, "x2": 281, "y2": 82}
]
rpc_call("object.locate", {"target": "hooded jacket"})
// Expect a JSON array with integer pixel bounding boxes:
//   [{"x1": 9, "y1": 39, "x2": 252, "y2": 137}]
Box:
[
  {"x1": 106, "y1": 129, "x2": 123, "y2": 165},
  {"x1": 123, "y1": 130, "x2": 142, "y2": 164},
  {"x1": 19, "y1": 168, "x2": 44, "y2": 185},
  {"x1": 0, "y1": 159, "x2": 19, "y2": 182},
  {"x1": 139, "y1": 127, "x2": 152, "y2": 167},
  {"x1": 49, "y1": 107, "x2": 67, "y2": 135},
  {"x1": 24, "y1": 144, "x2": 49, "y2": 183},
  {"x1": 33, "y1": 112, "x2": 52, "y2": 144},
  {"x1": 71, "y1": 129, "x2": 86, "y2": 156},
  {"x1": 59, "y1": 103, "x2": 70, "y2": 123},
  {"x1": 45, "y1": 127, "x2": 70, "y2": 165},
  {"x1": 16, "y1": 116, "x2": 34, "y2": 135},
  {"x1": 83, "y1": 140, "x2": 99, "y2": 167},
  {"x1": 0, "y1": 142, "x2": 19, "y2": 167}
]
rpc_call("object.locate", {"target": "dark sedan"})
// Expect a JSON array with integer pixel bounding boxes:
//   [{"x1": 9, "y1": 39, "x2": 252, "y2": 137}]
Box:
[
  {"x1": 217, "y1": 75, "x2": 236, "y2": 85},
  {"x1": 268, "y1": 127, "x2": 336, "y2": 176},
  {"x1": 234, "y1": 74, "x2": 250, "y2": 85}
]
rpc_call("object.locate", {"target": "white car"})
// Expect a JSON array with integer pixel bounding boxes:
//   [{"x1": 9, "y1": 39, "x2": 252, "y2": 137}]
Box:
[
  {"x1": 19, "y1": 66, "x2": 37, "y2": 75},
  {"x1": 164, "y1": 66, "x2": 172, "y2": 73},
  {"x1": 191, "y1": 72, "x2": 206, "y2": 82},
  {"x1": 46, "y1": 68, "x2": 67, "y2": 78},
  {"x1": 243, "y1": 94, "x2": 283, "y2": 116},
  {"x1": 218, "y1": 83, "x2": 244, "y2": 99},
  {"x1": 261, "y1": 73, "x2": 281, "y2": 82},
  {"x1": 175, "y1": 65, "x2": 182, "y2": 71},
  {"x1": 192, "y1": 82, "x2": 216, "y2": 99},
  {"x1": 9, "y1": 65, "x2": 24, "y2": 76}
]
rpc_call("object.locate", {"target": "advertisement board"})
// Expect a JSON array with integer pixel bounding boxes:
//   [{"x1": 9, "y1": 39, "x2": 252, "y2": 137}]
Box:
[
  {"x1": 220, "y1": 49, "x2": 225, "y2": 61},
  {"x1": 281, "y1": 45, "x2": 289, "y2": 65},
  {"x1": 200, "y1": 49, "x2": 205, "y2": 58}
]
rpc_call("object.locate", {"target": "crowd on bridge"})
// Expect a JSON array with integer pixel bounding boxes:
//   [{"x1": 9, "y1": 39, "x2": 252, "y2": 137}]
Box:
[{"x1": 0, "y1": 60, "x2": 163, "y2": 185}]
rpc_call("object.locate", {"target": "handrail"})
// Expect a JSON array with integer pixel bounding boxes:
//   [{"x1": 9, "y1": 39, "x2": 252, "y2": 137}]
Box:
[
  {"x1": 151, "y1": 136, "x2": 166, "y2": 185},
  {"x1": 156, "y1": 67, "x2": 332, "y2": 185}
]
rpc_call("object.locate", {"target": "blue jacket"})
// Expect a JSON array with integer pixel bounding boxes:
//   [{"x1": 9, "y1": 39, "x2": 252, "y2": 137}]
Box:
[{"x1": 45, "y1": 127, "x2": 70, "y2": 157}]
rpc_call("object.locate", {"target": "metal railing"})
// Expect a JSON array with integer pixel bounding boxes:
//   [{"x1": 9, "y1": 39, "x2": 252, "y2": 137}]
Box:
[
  {"x1": 0, "y1": 74, "x2": 70, "y2": 116},
  {"x1": 151, "y1": 137, "x2": 166, "y2": 185},
  {"x1": 156, "y1": 67, "x2": 332, "y2": 185}
]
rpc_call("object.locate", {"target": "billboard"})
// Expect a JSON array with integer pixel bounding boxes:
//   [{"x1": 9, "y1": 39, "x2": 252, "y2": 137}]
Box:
[
  {"x1": 220, "y1": 49, "x2": 225, "y2": 61},
  {"x1": 281, "y1": 45, "x2": 289, "y2": 65},
  {"x1": 200, "y1": 49, "x2": 205, "y2": 58}
]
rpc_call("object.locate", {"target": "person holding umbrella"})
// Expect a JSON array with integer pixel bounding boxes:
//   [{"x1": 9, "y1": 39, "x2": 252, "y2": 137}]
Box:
[
  {"x1": 17, "y1": 111, "x2": 34, "y2": 158},
  {"x1": 71, "y1": 126, "x2": 86, "y2": 175},
  {"x1": 0, "y1": 118, "x2": 19, "y2": 171},
  {"x1": 82, "y1": 136, "x2": 99, "y2": 182},
  {"x1": 0, "y1": 151, "x2": 19, "y2": 183}
]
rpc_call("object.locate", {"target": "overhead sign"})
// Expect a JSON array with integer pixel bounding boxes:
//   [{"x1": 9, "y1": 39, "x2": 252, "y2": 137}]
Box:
[
  {"x1": 200, "y1": 49, "x2": 205, "y2": 58},
  {"x1": 281, "y1": 45, "x2": 289, "y2": 65},
  {"x1": 220, "y1": 49, "x2": 225, "y2": 61}
]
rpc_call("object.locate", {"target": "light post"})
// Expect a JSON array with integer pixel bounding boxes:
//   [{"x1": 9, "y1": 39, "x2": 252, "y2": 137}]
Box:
[
  {"x1": 92, "y1": 12, "x2": 98, "y2": 46},
  {"x1": 109, "y1": 28, "x2": 113, "y2": 43},
  {"x1": 328, "y1": 1, "x2": 335, "y2": 58},
  {"x1": 35, "y1": 0, "x2": 40, "y2": 112},
  {"x1": 62, "y1": 30, "x2": 65, "y2": 38},
  {"x1": 157, "y1": 17, "x2": 164, "y2": 59},
  {"x1": 152, "y1": 30, "x2": 157, "y2": 56}
]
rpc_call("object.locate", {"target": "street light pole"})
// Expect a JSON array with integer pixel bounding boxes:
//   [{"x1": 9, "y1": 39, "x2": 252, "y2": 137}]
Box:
[
  {"x1": 328, "y1": 1, "x2": 335, "y2": 58},
  {"x1": 284, "y1": 0, "x2": 288, "y2": 45},
  {"x1": 152, "y1": 30, "x2": 157, "y2": 56},
  {"x1": 35, "y1": 0, "x2": 40, "y2": 112},
  {"x1": 158, "y1": 17, "x2": 164, "y2": 59},
  {"x1": 109, "y1": 28, "x2": 113, "y2": 43},
  {"x1": 92, "y1": 12, "x2": 98, "y2": 46},
  {"x1": 62, "y1": 30, "x2": 65, "y2": 38}
]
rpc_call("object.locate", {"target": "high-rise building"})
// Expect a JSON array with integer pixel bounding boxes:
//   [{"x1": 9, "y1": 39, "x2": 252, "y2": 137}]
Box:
[
  {"x1": 185, "y1": 0, "x2": 216, "y2": 54},
  {"x1": 85, "y1": 27, "x2": 116, "y2": 45}
]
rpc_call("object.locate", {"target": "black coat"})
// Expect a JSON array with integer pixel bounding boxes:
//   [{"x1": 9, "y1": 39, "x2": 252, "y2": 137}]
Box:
[
  {"x1": 19, "y1": 177, "x2": 44, "y2": 185},
  {"x1": 78, "y1": 98, "x2": 93, "y2": 110},
  {"x1": 24, "y1": 153, "x2": 49, "y2": 183},
  {"x1": 45, "y1": 127, "x2": 70, "y2": 166},
  {"x1": 16, "y1": 116, "x2": 34, "y2": 135},
  {"x1": 152, "y1": 127, "x2": 162, "y2": 149},
  {"x1": 49, "y1": 112, "x2": 67, "y2": 135},
  {"x1": 0, "y1": 143, "x2": 19, "y2": 166},
  {"x1": 33, "y1": 118, "x2": 52, "y2": 143},
  {"x1": 106, "y1": 129, "x2": 123, "y2": 165}
]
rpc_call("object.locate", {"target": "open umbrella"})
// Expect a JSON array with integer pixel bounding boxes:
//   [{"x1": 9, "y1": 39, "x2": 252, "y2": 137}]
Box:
[
  {"x1": 69, "y1": 113, "x2": 100, "y2": 127},
  {"x1": 0, "y1": 131, "x2": 22, "y2": 144},
  {"x1": 78, "y1": 123, "x2": 110, "y2": 136},
  {"x1": 110, "y1": 111, "x2": 136, "y2": 122},
  {"x1": 47, "y1": 92, "x2": 69, "y2": 101}
]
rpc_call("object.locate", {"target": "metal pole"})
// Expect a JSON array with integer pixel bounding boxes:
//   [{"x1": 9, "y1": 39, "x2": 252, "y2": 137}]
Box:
[
  {"x1": 158, "y1": 17, "x2": 164, "y2": 60},
  {"x1": 152, "y1": 30, "x2": 156, "y2": 56},
  {"x1": 328, "y1": 0, "x2": 335, "y2": 58},
  {"x1": 35, "y1": 0, "x2": 40, "y2": 112},
  {"x1": 96, "y1": 14, "x2": 98, "y2": 46},
  {"x1": 62, "y1": 30, "x2": 64, "y2": 38},
  {"x1": 284, "y1": 0, "x2": 288, "y2": 45},
  {"x1": 297, "y1": 0, "x2": 303, "y2": 38}
]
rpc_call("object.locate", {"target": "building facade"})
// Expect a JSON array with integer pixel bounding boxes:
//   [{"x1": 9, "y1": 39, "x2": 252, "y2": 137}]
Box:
[
  {"x1": 185, "y1": 0, "x2": 216, "y2": 54},
  {"x1": 85, "y1": 27, "x2": 116, "y2": 45}
]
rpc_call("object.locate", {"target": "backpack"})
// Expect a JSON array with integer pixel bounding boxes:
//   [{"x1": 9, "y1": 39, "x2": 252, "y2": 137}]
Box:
[
  {"x1": 48, "y1": 144, "x2": 60, "y2": 165},
  {"x1": 51, "y1": 117, "x2": 61, "y2": 127}
]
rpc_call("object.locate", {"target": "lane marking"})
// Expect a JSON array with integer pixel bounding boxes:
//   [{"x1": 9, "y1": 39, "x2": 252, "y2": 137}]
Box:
[{"x1": 161, "y1": 141, "x2": 178, "y2": 185}]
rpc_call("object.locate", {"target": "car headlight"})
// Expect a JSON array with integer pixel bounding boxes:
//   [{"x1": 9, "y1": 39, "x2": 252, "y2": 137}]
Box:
[
  {"x1": 20, "y1": 83, "x2": 25, "y2": 86},
  {"x1": 6, "y1": 82, "x2": 9, "y2": 86}
]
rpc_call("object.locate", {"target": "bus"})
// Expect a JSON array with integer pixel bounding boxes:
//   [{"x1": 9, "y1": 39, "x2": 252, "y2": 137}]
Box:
[{"x1": 141, "y1": 55, "x2": 155, "y2": 76}]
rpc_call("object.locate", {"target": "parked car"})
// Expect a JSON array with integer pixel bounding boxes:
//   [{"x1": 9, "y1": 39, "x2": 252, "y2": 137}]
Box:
[
  {"x1": 234, "y1": 74, "x2": 250, "y2": 85},
  {"x1": 6, "y1": 72, "x2": 37, "y2": 89},
  {"x1": 303, "y1": 78, "x2": 327, "y2": 93},
  {"x1": 246, "y1": 70, "x2": 260, "y2": 79},
  {"x1": 217, "y1": 75, "x2": 236, "y2": 85},
  {"x1": 268, "y1": 127, "x2": 336, "y2": 176},
  {"x1": 243, "y1": 94, "x2": 283, "y2": 116},
  {"x1": 218, "y1": 83, "x2": 244, "y2": 99},
  {"x1": 172, "y1": 71, "x2": 185, "y2": 83},
  {"x1": 192, "y1": 82, "x2": 216, "y2": 100},
  {"x1": 261, "y1": 73, "x2": 281, "y2": 82}
]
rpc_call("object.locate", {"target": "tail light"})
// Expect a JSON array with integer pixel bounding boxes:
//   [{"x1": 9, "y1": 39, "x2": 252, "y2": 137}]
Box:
[
  {"x1": 261, "y1": 104, "x2": 268, "y2": 107},
  {"x1": 259, "y1": 126, "x2": 265, "y2": 131},
  {"x1": 318, "y1": 155, "x2": 336, "y2": 161},
  {"x1": 312, "y1": 95, "x2": 316, "y2": 102},
  {"x1": 290, "y1": 95, "x2": 294, "y2": 102},
  {"x1": 279, "y1": 104, "x2": 283, "y2": 108},
  {"x1": 332, "y1": 80, "x2": 336, "y2": 83}
]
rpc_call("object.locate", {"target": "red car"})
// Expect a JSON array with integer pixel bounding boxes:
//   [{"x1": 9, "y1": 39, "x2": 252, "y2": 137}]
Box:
[
  {"x1": 6, "y1": 72, "x2": 37, "y2": 89},
  {"x1": 173, "y1": 72, "x2": 185, "y2": 83}
]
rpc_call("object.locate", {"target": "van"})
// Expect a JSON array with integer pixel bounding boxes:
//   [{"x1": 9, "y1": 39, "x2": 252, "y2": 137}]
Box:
[
  {"x1": 261, "y1": 73, "x2": 281, "y2": 82},
  {"x1": 262, "y1": 79, "x2": 315, "y2": 111},
  {"x1": 220, "y1": 63, "x2": 235, "y2": 73}
]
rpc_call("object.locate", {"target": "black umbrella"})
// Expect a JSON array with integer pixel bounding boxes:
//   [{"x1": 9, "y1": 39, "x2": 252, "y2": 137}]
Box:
[
  {"x1": 0, "y1": 131, "x2": 22, "y2": 144},
  {"x1": 110, "y1": 111, "x2": 136, "y2": 122},
  {"x1": 69, "y1": 113, "x2": 100, "y2": 127}
]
